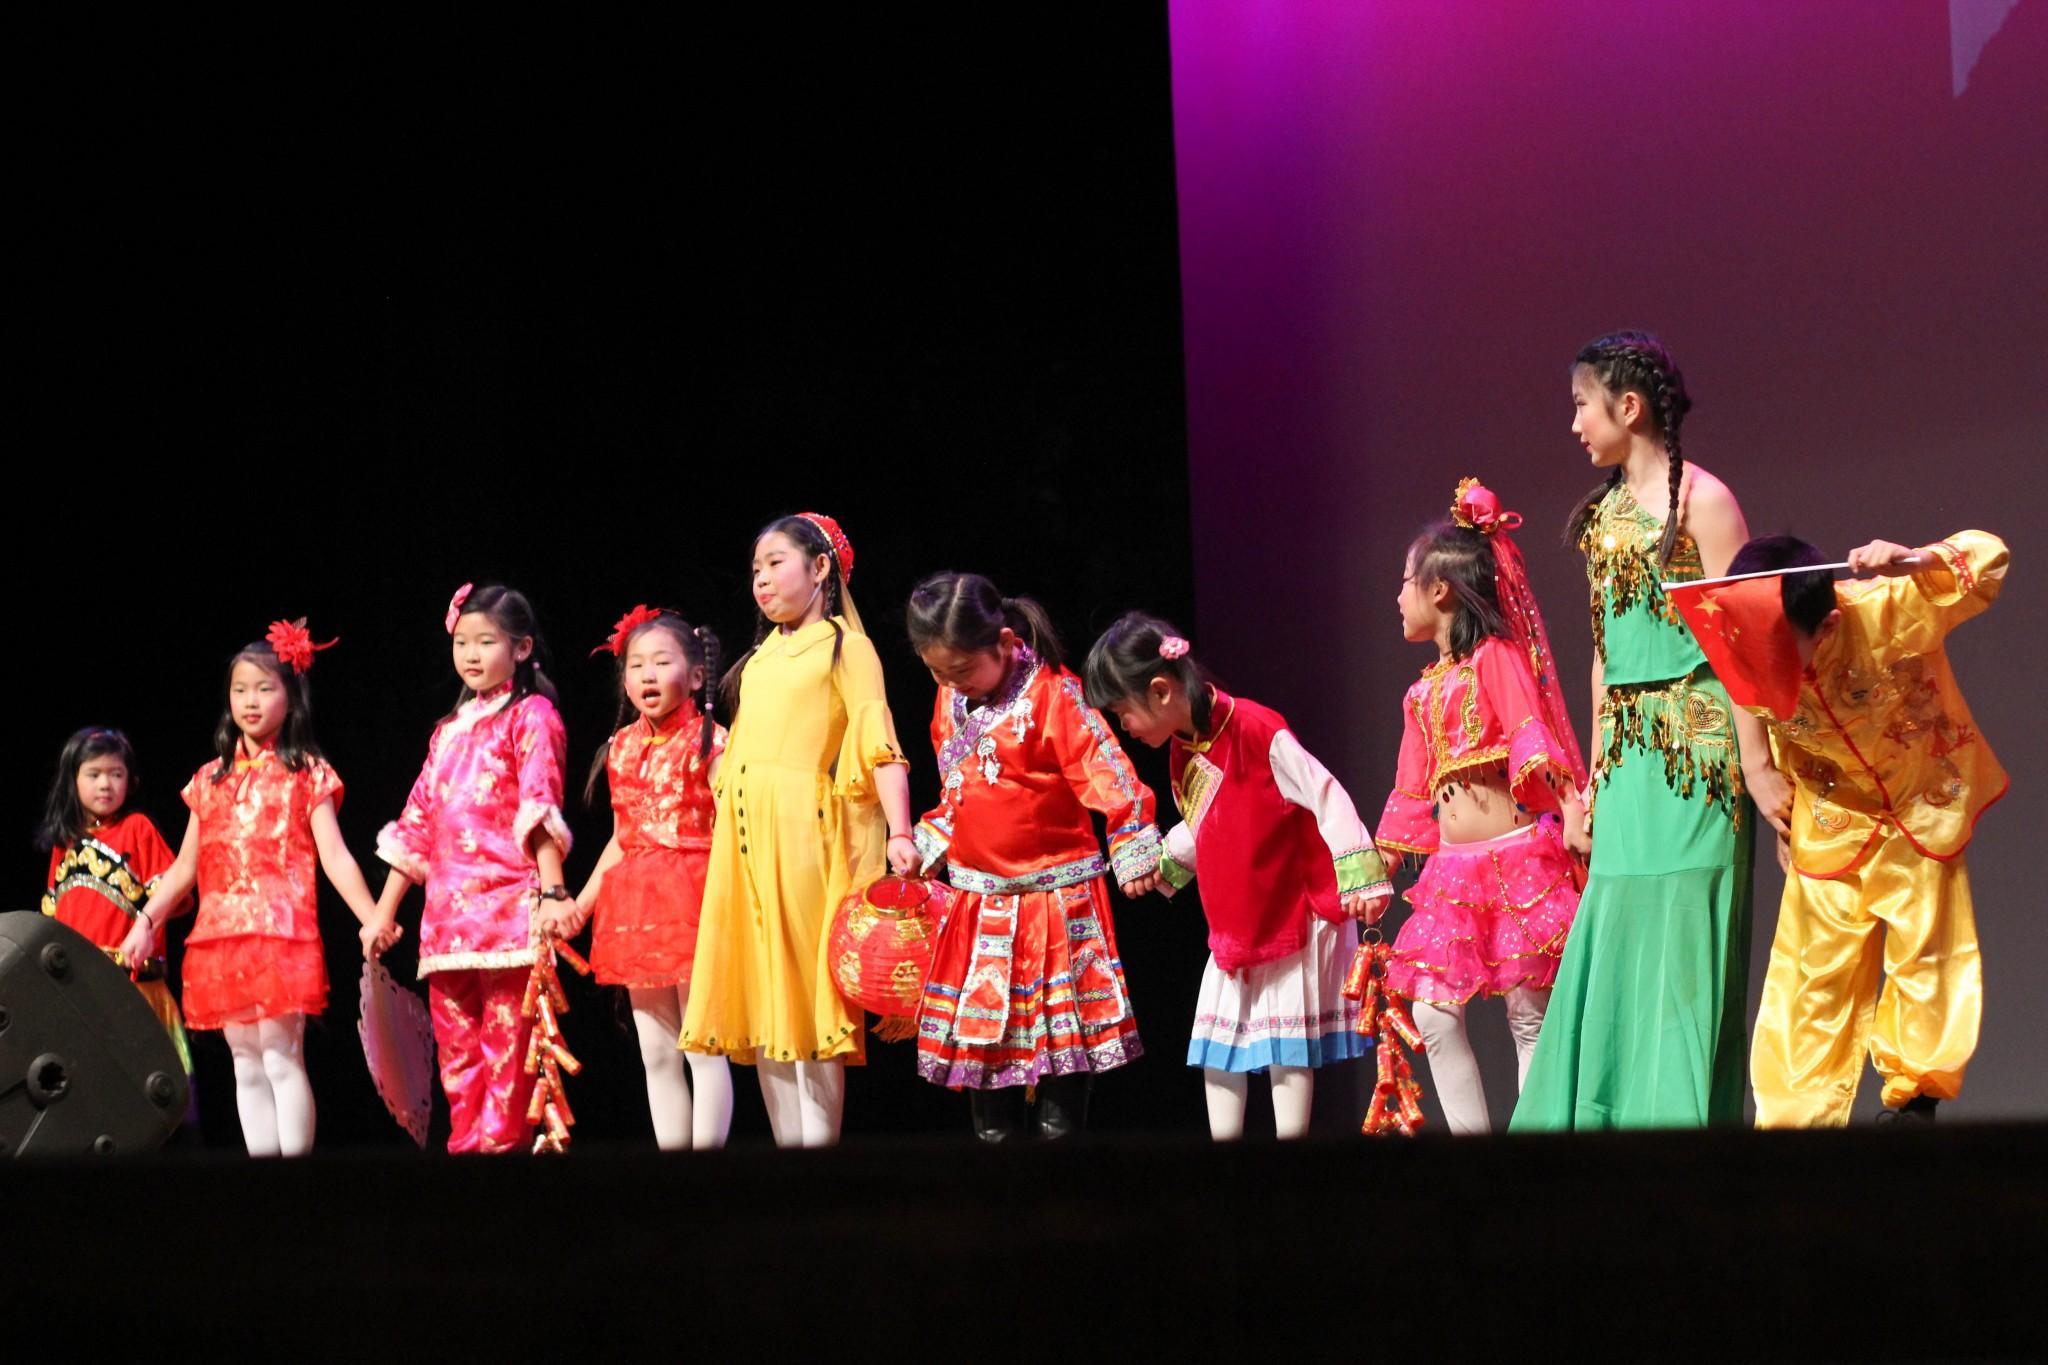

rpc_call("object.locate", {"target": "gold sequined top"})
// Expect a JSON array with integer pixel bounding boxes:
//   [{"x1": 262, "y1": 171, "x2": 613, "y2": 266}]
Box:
[{"x1": 1579, "y1": 481, "x2": 1706, "y2": 685}]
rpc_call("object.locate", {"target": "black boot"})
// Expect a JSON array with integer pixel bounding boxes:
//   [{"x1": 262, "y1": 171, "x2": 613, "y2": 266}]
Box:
[
  {"x1": 1035, "y1": 1073, "x2": 1093, "y2": 1140},
  {"x1": 1875, "y1": 1095, "x2": 1940, "y2": 1126},
  {"x1": 969, "y1": 1086, "x2": 1027, "y2": 1143}
]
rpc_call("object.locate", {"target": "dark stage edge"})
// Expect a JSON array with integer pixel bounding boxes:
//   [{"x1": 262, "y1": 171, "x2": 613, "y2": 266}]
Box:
[{"x1": 16, "y1": 1124, "x2": 2045, "y2": 1359}]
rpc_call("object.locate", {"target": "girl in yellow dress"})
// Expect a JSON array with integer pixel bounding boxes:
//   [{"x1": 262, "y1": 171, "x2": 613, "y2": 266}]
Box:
[{"x1": 678, "y1": 511, "x2": 918, "y2": 1146}]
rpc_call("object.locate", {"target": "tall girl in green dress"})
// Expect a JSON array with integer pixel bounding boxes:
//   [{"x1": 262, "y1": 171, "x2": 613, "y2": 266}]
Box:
[{"x1": 1510, "y1": 332, "x2": 1792, "y2": 1129}]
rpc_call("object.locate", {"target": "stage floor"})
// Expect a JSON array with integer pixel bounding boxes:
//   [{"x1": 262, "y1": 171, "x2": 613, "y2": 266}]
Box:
[{"x1": 15, "y1": 1124, "x2": 2044, "y2": 1359}]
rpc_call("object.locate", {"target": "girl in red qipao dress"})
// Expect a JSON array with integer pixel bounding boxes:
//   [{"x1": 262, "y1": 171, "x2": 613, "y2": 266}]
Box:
[
  {"x1": 565, "y1": 606, "x2": 734, "y2": 1151},
  {"x1": 1377, "y1": 480, "x2": 1589, "y2": 1134},
  {"x1": 40, "y1": 727, "x2": 192, "y2": 1072},
  {"x1": 907, "y1": 573, "x2": 1160, "y2": 1141},
  {"x1": 1086, "y1": 616, "x2": 1393, "y2": 1140},
  {"x1": 364, "y1": 584, "x2": 574, "y2": 1155},
  {"x1": 122, "y1": 623, "x2": 387, "y2": 1157}
]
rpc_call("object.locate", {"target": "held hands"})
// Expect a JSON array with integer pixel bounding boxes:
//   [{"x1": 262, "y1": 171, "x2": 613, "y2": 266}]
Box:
[
  {"x1": 1119, "y1": 873, "x2": 1160, "y2": 898},
  {"x1": 1845, "y1": 540, "x2": 1926, "y2": 577},
  {"x1": 1342, "y1": 889, "x2": 1391, "y2": 924},
  {"x1": 886, "y1": 834, "x2": 920, "y2": 877},
  {"x1": 360, "y1": 916, "x2": 403, "y2": 961},
  {"x1": 537, "y1": 899, "x2": 588, "y2": 942},
  {"x1": 118, "y1": 915, "x2": 160, "y2": 969},
  {"x1": 1747, "y1": 762, "x2": 1794, "y2": 838}
]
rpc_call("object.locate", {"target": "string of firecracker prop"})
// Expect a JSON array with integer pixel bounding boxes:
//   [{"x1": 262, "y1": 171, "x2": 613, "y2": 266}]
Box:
[
  {"x1": 1342, "y1": 930, "x2": 1427, "y2": 1136},
  {"x1": 523, "y1": 937, "x2": 593, "y2": 1154}
]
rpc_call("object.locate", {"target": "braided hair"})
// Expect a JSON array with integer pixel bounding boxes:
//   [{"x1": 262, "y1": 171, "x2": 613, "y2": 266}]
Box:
[
  {"x1": 584, "y1": 612, "x2": 722, "y2": 804},
  {"x1": 1562, "y1": 331, "x2": 1694, "y2": 564}
]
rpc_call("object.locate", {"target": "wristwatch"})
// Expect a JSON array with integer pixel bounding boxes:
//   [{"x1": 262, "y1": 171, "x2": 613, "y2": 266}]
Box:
[{"x1": 538, "y1": 885, "x2": 572, "y2": 903}]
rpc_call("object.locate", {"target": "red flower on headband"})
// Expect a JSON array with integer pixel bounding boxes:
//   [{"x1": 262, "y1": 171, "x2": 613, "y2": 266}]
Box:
[
  {"x1": 795, "y1": 511, "x2": 855, "y2": 581},
  {"x1": 445, "y1": 582, "x2": 474, "y2": 634},
  {"x1": 1158, "y1": 636, "x2": 1190, "y2": 660},
  {"x1": 1450, "y1": 477, "x2": 1523, "y2": 536},
  {"x1": 592, "y1": 604, "x2": 666, "y2": 658},
  {"x1": 266, "y1": 618, "x2": 338, "y2": 675}
]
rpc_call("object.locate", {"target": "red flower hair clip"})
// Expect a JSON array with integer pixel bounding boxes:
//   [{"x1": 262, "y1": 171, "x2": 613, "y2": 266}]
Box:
[
  {"x1": 1158, "y1": 635, "x2": 1190, "y2": 660},
  {"x1": 266, "y1": 617, "x2": 338, "y2": 675},
  {"x1": 795, "y1": 510, "x2": 855, "y2": 581},
  {"x1": 592, "y1": 604, "x2": 667, "y2": 658},
  {"x1": 445, "y1": 582, "x2": 475, "y2": 634},
  {"x1": 1450, "y1": 477, "x2": 1524, "y2": 536}
]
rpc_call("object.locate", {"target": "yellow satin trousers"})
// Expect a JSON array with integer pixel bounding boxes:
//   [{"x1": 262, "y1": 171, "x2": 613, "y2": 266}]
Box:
[{"x1": 1751, "y1": 838, "x2": 1980, "y2": 1126}]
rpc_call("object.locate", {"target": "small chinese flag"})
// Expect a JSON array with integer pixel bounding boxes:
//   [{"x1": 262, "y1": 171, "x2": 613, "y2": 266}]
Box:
[{"x1": 1667, "y1": 576, "x2": 1803, "y2": 720}]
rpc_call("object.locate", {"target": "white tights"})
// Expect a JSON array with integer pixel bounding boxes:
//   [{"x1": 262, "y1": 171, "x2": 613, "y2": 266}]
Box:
[
  {"x1": 630, "y1": 985, "x2": 733, "y2": 1151},
  {"x1": 224, "y1": 1014, "x2": 314, "y2": 1157},
  {"x1": 1410, "y1": 988, "x2": 1549, "y2": 1135},
  {"x1": 757, "y1": 1059, "x2": 844, "y2": 1148},
  {"x1": 1203, "y1": 1066, "x2": 1315, "y2": 1140}
]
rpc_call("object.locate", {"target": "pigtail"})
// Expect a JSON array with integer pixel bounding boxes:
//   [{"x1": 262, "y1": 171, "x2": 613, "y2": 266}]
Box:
[
  {"x1": 583, "y1": 694, "x2": 630, "y2": 807},
  {"x1": 1562, "y1": 469, "x2": 1622, "y2": 549},
  {"x1": 695, "y1": 625, "x2": 722, "y2": 762},
  {"x1": 1000, "y1": 596, "x2": 1065, "y2": 670},
  {"x1": 1656, "y1": 386, "x2": 1687, "y2": 565}
]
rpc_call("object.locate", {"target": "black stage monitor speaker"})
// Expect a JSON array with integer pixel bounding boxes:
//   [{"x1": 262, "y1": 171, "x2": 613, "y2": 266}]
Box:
[{"x1": 0, "y1": 911, "x2": 189, "y2": 1155}]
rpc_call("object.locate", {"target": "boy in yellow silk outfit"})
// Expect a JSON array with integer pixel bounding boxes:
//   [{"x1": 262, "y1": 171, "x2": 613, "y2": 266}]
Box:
[{"x1": 1728, "y1": 531, "x2": 2007, "y2": 1125}]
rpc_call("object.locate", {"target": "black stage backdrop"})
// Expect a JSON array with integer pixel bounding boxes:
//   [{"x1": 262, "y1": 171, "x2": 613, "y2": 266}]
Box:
[{"x1": 12, "y1": 11, "x2": 1217, "y2": 1148}]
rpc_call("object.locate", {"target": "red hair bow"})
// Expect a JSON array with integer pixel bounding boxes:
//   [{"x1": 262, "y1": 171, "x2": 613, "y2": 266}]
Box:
[
  {"x1": 266, "y1": 617, "x2": 338, "y2": 675},
  {"x1": 795, "y1": 510, "x2": 855, "y2": 581},
  {"x1": 445, "y1": 583, "x2": 474, "y2": 634},
  {"x1": 1451, "y1": 477, "x2": 1523, "y2": 536},
  {"x1": 592, "y1": 604, "x2": 666, "y2": 658}
]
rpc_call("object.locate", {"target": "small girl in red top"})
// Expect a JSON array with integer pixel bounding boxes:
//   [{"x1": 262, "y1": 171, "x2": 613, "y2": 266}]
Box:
[
  {"x1": 907, "y1": 572, "x2": 1160, "y2": 1141},
  {"x1": 123, "y1": 622, "x2": 386, "y2": 1156},
  {"x1": 1377, "y1": 479, "x2": 1589, "y2": 1134},
  {"x1": 1086, "y1": 616, "x2": 1392, "y2": 1140},
  {"x1": 566, "y1": 606, "x2": 734, "y2": 1151},
  {"x1": 40, "y1": 726, "x2": 192, "y2": 1072}
]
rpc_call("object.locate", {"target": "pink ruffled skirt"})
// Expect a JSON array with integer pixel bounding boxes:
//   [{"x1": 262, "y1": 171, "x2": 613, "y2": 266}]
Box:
[{"x1": 1386, "y1": 816, "x2": 1581, "y2": 1007}]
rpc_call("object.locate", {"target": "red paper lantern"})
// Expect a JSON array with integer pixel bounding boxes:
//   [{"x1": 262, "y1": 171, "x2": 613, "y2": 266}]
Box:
[{"x1": 827, "y1": 875, "x2": 950, "y2": 1019}]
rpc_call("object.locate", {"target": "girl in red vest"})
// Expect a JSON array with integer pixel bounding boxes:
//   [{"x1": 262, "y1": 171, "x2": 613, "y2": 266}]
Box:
[{"x1": 1086, "y1": 615, "x2": 1392, "y2": 1139}]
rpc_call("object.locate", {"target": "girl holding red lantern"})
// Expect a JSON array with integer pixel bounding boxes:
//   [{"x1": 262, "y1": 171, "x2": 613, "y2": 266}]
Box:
[
  {"x1": 565, "y1": 605, "x2": 735, "y2": 1151},
  {"x1": 123, "y1": 620, "x2": 386, "y2": 1156},
  {"x1": 906, "y1": 571, "x2": 1161, "y2": 1141},
  {"x1": 678, "y1": 513, "x2": 918, "y2": 1148}
]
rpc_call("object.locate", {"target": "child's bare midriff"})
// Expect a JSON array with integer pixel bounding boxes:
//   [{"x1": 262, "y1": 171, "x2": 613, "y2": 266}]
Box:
[{"x1": 1434, "y1": 768, "x2": 1537, "y2": 846}]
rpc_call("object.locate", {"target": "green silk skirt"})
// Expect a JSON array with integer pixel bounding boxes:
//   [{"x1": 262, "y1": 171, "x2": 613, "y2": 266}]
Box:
[{"x1": 1510, "y1": 670, "x2": 1755, "y2": 1130}]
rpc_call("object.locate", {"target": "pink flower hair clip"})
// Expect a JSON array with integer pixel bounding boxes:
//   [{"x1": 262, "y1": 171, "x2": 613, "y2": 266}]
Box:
[
  {"x1": 1158, "y1": 635, "x2": 1190, "y2": 660},
  {"x1": 266, "y1": 617, "x2": 338, "y2": 675},
  {"x1": 445, "y1": 582, "x2": 475, "y2": 634}
]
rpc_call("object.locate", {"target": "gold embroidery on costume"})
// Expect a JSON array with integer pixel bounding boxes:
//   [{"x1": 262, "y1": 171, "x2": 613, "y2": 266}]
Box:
[
  {"x1": 1600, "y1": 673, "x2": 1746, "y2": 823},
  {"x1": 1579, "y1": 483, "x2": 1703, "y2": 661}
]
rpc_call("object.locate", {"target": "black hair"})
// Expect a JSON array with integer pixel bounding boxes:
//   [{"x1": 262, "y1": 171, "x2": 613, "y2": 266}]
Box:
[
  {"x1": 444, "y1": 583, "x2": 559, "y2": 721},
  {"x1": 1407, "y1": 523, "x2": 1510, "y2": 661},
  {"x1": 1729, "y1": 535, "x2": 1838, "y2": 635},
  {"x1": 211, "y1": 641, "x2": 328, "y2": 782},
  {"x1": 720, "y1": 514, "x2": 848, "y2": 722},
  {"x1": 1564, "y1": 331, "x2": 1695, "y2": 564},
  {"x1": 584, "y1": 612, "x2": 723, "y2": 805},
  {"x1": 39, "y1": 727, "x2": 141, "y2": 850},
  {"x1": 1083, "y1": 612, "x2": 1213, "y2": 734},
  {"x1": 905, "y1": 571, "x2": 1065, "y2": 672}
]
